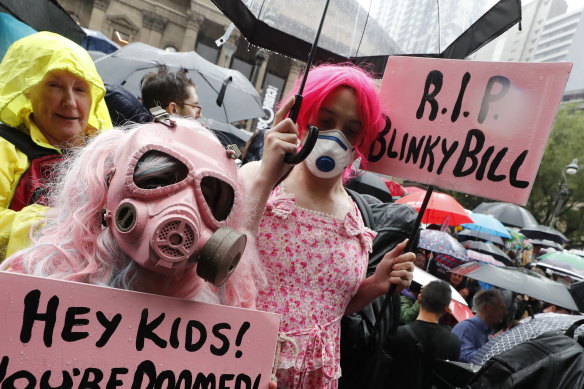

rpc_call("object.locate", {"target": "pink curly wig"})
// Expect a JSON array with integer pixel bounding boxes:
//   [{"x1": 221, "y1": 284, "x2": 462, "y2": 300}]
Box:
[
  {"x1": 1, "y1": 120, "x2": 263, "y2": 308},
  {"x1": 284, "y1": 63, "x2": 384, "y2": 166}
]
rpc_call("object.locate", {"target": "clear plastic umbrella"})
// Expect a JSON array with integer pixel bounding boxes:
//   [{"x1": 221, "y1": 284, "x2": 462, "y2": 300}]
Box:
[{"x1": 209, "y1": 0, "x2": 522, "y2": 74}]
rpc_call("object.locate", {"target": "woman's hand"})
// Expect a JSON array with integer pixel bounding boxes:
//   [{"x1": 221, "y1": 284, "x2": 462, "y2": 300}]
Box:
[
  {"x1": 238, "y1": 96, "x2": 299, "y2": 234},
  {"x1": 345, "y1": 239, "x2": 415, "y2": 314},
  {"x1": 372, "y1": 239, "x2": 416, "y2": 294},
  {"x1": 259, "y1": 96, "x2": 300, "y2": 186}
]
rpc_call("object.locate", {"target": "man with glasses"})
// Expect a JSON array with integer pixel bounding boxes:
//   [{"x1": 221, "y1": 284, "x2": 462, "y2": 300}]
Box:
[{"x1": 141, "y1": 65, "x2": 202, "y2": 119}]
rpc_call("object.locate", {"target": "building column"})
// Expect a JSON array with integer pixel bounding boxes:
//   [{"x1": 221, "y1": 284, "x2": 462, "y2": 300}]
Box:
[
  {"x1": 217, "y1": 30, "x2": 240, "y2": 67},
  {"x1": 181, "y1": 14, "x2": 204, "y2": 52},
  {"x1": 282, "y1": 60, "x2": 305, "y2": 97},
  {"x1": 88, "y1": 0, "x2": 109, "y2": 31},
  {"x1": 253, "y1": 51, "x2": 270, "y2": 90},
  {"x1": 142, "y1": 12, "x2": 168, "y2": 48}
]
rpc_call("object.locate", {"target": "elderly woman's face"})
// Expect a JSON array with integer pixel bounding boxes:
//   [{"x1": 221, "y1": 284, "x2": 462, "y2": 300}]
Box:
[{"x1": 27, "y1": 70, "x2": 92, "y2": 147}]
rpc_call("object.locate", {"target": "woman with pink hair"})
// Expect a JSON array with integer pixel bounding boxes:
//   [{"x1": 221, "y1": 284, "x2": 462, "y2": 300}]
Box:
[
  {"x1": 1, "y1": 119, "x2": 263, "y2": 308},
  {"x1": 240, "y1": 64, "x2": 415, "y2": 388}
]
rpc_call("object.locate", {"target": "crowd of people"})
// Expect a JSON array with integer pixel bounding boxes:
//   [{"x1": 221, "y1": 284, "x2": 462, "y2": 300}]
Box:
[{"x1": 0, "y1": 31, "x2": 581, "y2": 389}]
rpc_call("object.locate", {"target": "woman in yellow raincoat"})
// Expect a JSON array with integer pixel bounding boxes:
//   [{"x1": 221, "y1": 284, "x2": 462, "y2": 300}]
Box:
[{"x1": 0, "y1": 31, "x2": 112, "y2": 260}]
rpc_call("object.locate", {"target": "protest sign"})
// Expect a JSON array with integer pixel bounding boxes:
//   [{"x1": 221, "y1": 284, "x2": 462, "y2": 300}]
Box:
[
  {"x1": 0, "y1": 272, "x2": 280, "y2": 389},
  {"x1": 368, "y1": 57, "x2": 572, "y2": 205}
]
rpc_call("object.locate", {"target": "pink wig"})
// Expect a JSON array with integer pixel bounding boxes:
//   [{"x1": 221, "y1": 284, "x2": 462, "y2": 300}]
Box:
[
  {"x1": 284, "y1": 63, "x2": 384, "y2": 166},
  {"x1": 1, "y1": 121, "x2": 263, "y2": 308}
]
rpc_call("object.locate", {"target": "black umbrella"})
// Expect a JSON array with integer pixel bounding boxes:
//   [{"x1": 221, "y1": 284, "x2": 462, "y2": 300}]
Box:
[
  {"x1": 521, "y1": 225, "x2": 569, "y2": 244},
  {"x1": 345, "y1": 171, "x2": 393, "y2": 203},
  {"x1": 461, "y1": 241, "x2": 513, "y2": 266},
  {"x1": 528, "y1": 238, "x2": 564, "y2": 251},
  {"x1": 0, "y1": 0, "x2": 85, "y2": 44},
  {"x1": 451, "y1": 262, "x2": 580, "y2": 312},
  {"x1": 201, "y1": 118, "x2": 251, "y2": 149},
  {"x1": 456, "y1": 229, "x2": 504, "y2": 246},
  {"x1": 474, "y1": 202, "x2": 539, "y2": 229},
  {"x1": 94, "y1": 42, "x2": 264, "y2": 124},
  {"x1": 208, "y1": 0, "x2": 522, "y2": 75},
  {"x1": 81, "y1": 27, "x2": 120, "y2": 55}
]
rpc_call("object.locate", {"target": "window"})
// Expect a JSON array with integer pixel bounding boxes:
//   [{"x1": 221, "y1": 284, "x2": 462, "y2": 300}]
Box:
[
  {"x1": 196, "y1": 42, "x2": 219, "y2": 63},
  {"x1": 231, "y1": 58, "x2": 253, "y2": 80}
]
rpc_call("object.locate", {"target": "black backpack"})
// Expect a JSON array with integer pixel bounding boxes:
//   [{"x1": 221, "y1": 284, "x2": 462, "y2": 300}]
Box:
[
  {"x1": 339, "y1": 188, "x2": 419, "y2": 388},
  {"x1": 467, "y1": 318, "x2": 584, "y2": 389},
  {"x1": 0, "y1": 124, "x2": 62, "y2": 211}
]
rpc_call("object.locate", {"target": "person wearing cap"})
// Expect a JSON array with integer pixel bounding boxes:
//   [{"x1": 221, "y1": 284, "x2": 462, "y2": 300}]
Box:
[{"x1": 0, "y1": 31, "x2": 112, "y2": 259}]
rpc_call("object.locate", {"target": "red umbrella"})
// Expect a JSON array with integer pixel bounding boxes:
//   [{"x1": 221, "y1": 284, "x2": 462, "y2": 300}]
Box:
[
  {"x1": 404, "y1": 186, "x2": 426, "y2": 194},
  {"x1": 396, "y1": 191, "x2": 473, "y2": 226},
  {"x1": 381, "y1": 178, "x2": 406, "y2": 197},
  {"x1": 449, "y1": 300, "x2": 474, "y2": 322}
]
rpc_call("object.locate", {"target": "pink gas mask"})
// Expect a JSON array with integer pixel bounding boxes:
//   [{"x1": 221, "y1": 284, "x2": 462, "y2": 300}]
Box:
[{"x1": 102, "y1": 122, "x2": 246, "y2": 286}]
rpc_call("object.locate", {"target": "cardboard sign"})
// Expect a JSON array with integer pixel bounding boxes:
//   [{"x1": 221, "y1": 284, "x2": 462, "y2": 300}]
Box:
[
  {"x1": 368, "y1": 57, "x2": 572, "y2": 205},
  {"x1": 0, "y1": 272, "x2": 280, "y2": 388}
]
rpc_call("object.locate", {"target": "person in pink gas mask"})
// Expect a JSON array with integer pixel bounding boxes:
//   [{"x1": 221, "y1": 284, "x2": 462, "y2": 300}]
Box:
[{"x1": 1, "y1": 118, "x2": 263, "y2": 307}]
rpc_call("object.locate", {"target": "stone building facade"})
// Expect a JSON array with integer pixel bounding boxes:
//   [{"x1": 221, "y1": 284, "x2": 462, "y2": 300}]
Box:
[{"x1": 58, "y1": 0, "x2": 302, "y2": 117}]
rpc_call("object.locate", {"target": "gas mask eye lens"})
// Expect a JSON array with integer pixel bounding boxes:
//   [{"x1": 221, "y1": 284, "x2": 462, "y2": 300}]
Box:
[
  {"x1": 200, "y1": 176, "x2": 234, "y2": 221},
  {"x1": 115, "y1": 203, "x2": 137, "y2": 232},
  {"x1": 134, "y1": 150, "x2": 188, "y2": 189}
]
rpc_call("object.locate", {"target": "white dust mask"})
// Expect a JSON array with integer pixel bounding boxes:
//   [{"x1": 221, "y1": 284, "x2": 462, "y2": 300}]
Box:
[{"x1": 304, "y1": 130, "x2": 355, "y2": 179}]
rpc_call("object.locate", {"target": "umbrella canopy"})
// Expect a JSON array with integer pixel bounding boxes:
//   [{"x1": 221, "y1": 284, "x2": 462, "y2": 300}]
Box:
[
  {"x1": 505, "y1": 228, "x2": 533, "y2": 252},
  {"x1": 396, "y1": 191, "x2": 472, "y2": 226},
  {"x1": 528, "y1": 238, "x2": 564, "y2": 251},
  {"x1": 537, "y1": 251, "x2": 584, "y2": 276},
  {"x1": 456, "y1": 229, "x2": 504, "y2": 246},
  {"x1": 538, "y1": 251, "x2": 584, "y2": 267},
  {"x1": 404, "y1": 186, "x2": 425, "y2": 194},
  {"x1": 381, "y1": 178, "x2": 406, "y2": 198},
  {"x1": 451, "y1": 262, "x2": 580, "y2": 312},
  {"x1": 413, "y1": 266, "x2": 467, "y2": 306},
  {"x1": 461, "y1": 241, "x2": 513, "y2": 266},
  {"x1": 462, "y1": 212, "x2": 512, "y2": 239},
  {"x1": 94, "y1": 42, "x2": 264, "y2": 123},
  {"x1": 413, "y1": 265, "x2": 472, "y2": 322},
  {"x1": 471, "y1": 313, "x2": 584, "y2": 365},
  {"x1": 419, "y1": 229, "x2": 468, "y2": 261},
  {"x1": 0, "y1": 12, "x2": 35, "y2": 61},
  {"x1": 201, "y1": 118, "x2": 251, "y2": 149},
  {"x1": 466, "y1": 249, "x2": 505, "y2": 267},
  {"x1": 0, "y1": 0, "x2": 85, "y2": 44},
  {"x1": 345, "y1": 171, "x2": 393, "y2": 203},
  {"x1": 531, "y1": 262, "x2": 584, "y2": 282},
  {"x1": 81, "y1": 27, "x2": 120, "y2": 54},
  {"x1": 473, "y1": 202, "x2": 538, "y2": 229},
  {"x1": 521, "y1": 225, "x2": 569, "y2": 244},
  {"x1": 208, "y1": 0, "x2": 521, "y2": 75}
]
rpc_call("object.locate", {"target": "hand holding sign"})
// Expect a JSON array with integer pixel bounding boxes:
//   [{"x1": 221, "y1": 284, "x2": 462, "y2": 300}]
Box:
[{"x1": 368, "y1": 57, "x2": 572, "y2": 205}]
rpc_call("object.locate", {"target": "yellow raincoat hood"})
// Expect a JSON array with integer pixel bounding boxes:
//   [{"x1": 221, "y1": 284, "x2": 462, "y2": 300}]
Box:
[{"x1": 0, "y1": 31, "x2": 112, "y2": 132}]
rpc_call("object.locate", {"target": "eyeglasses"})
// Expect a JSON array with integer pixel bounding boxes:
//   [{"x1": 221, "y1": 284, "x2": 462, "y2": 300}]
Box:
[{"x1": 181, "y1": 102, "x2": 202, "y2": 112}]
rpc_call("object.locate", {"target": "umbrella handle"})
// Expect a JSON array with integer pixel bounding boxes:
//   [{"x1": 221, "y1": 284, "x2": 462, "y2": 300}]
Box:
[
  {"x1": 284, "y1": 126, "x2": 318, "y2": 164},
  {"x1": 216, "y1": 76, "x2": 233, "y2": 107},
  {"x1": 284, "y1": 95, "x2": 319, "y2": 164}
]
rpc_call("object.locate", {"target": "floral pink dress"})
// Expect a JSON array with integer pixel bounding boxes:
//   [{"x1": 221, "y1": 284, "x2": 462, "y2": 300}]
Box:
[{"x1": 256, "y1": 186, "x2": 375, "y2": 388}]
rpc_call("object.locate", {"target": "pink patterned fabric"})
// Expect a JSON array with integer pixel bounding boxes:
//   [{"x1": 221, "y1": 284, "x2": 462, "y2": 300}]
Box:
[{"x1": 256, "y1": 186, "x2": 375, "y2": 388}]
